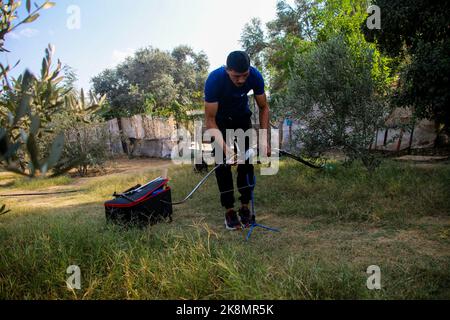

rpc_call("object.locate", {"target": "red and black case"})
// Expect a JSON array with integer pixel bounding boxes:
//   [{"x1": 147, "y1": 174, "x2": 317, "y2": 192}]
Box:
[{"x1": 104, "y1": 177, "x2": 172, "y2": 226}]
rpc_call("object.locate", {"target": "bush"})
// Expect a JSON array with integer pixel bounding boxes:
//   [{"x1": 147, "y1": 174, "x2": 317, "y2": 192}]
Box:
[
  {"x1": 286, "y1": 36, "x2": 391, "y2": 172},
  {"x1": 53, "y1": 118, "x2": 111, "y2": 177}
]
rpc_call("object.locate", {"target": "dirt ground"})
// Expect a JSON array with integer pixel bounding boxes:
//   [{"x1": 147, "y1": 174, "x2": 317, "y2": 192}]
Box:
[
  {"x1": 69, "y1": 157, "x2": 174, "y2": 184},
  {"x1": 0, "y1": 157, "x2": 175, "y2": 200},
  {"x1": 0, "y1": 155, "x2": 448, "y2": 213}
]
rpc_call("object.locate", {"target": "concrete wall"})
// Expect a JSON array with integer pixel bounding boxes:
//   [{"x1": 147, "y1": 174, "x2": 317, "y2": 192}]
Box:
[
  {"x1": 281, "y1": 107, "x2": 437, "y2": 152},
  {"x1": 107, "y1": 115, "x2": 177, "y2": 158},
  {"x1": 372, "y1": 119, "x2": 436, "y2": 151},
  {"x1": 106, "y1": 107, "x2": 437, "y2": 158}
]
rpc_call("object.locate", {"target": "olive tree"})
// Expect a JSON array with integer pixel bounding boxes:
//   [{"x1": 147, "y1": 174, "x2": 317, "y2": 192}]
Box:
[{"x1": 286, "y1": 36, "x2": 391, "y2": 171}]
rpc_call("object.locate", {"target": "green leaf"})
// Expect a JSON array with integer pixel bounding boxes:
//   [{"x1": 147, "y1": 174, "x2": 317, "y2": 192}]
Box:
[
  {"x1": 99, "y1": 95, "x2": 107, "y2": 106},
  {"x1": 13, "y1": 59, "x2": 21, "y2": 69},
  {"x1": 41, "y1": 57, "x2": 48, "y2": 80},
  {"x1": 15, "y1": 95, "x2": 31, "y2": 124},
  {"x1": 45, "y1": 132, "x2": 64, "y2": 170},
  {"x1": 1, "y1": 142, "x2": 21, "y2": 162},
  {"x1": 23, "y1": 14, "x2": 40, "y2": 24},
  {"x1": 85, "y1": 104, "x2": 100, "y2": 112},
  {"x1": 0, "y1": 129, "x2": 9, "y2": 161},
  {"x1": 21, "y1": 70, "x2": 33, "y2": 91},
  {"x1": 42, "y1": 2, "x2": 56, "y2": 9},
  {"x1": 47, "y1": 44, "x2": 55, "y2": 57},
  {"x1": 30, "y1": 114, "x2": 41, "y2": 136},
  {"x1": 0, "y1": 128, "x2": 6, "y2": 141},
  {"x1": 26, "y1": 134, "x2": 40, "y2": 176},
  {"x1": 52, "y1": 76, "x2": 64, "y2": 85},
  {"x1": 26, "y1": 0, "x2": 31, "y2": 13}
]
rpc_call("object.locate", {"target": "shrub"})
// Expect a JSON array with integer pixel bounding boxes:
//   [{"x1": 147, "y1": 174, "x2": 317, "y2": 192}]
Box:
[{"x1": 286, "y1": 36, "x2": 391, "y2": 172}]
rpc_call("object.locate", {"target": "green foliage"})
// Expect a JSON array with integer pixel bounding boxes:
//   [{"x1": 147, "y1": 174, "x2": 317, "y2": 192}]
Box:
[
  {"x1": 365, "y1": 0, "x2": 450, "y2": 134},
  {"x1": 1, "y1": 45, "x2": 105, "y2": 177},
  {"x1": 0, "y1": 0, "x2": 58, "y2": 214},
  {"x1": 240, "y1": 0, "x2": 396, "y2": 170},
  {"x1": 0, "y1": 0, "x2": 55, "y2": 52},
  {"x1": 0, "y1": 45, "x2": 66, "y2": 177},
  {"x1": 286, "y1": 36, "x2": 390, "y2": 171},
  {"x1": 42, "y1": 84, "x2": 108, "y2": 177},
  {"x1": 64, "y1": 88, "x2": 106, "y2": 123},
  {"x1": 92, "y1": 45, "x2": 209, "y2": 121},
  {"x1": 240, "y1": 1, "x2": 385, "y2": 118},
  {"x1": 90, "y1": 68, "x2": 133, "y2": 118},
  {"x1": 52, "y1": 119, "x2": 111, "y2": 177},
  {"x1": 313, "y1": 0, "x2": 368, "y2": 43},
  {"x1": 0, "y1": 2, "x2": 106, "y2": 180},
  {"x1": 240, "y1": 18, "x2": 267, "y2": 71},
  {"x1": 266, "y1": 0, "x2": 319, "y2": 41}
]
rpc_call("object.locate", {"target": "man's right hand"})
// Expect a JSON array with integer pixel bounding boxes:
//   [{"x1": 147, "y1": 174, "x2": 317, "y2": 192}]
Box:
[{"x1": 225, "y1": 148, "x2": 237, "y2": 166}]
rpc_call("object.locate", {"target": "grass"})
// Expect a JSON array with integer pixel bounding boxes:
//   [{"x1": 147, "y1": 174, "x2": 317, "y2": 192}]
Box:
[
  {"x1": 0, "y1": 159, "x2": 449, "y2": 299},
  {"x1": 0, "y1": 172, "x2": 73, "y2": 191},
  {"x1": 255, "y1": 160, "x2": 450, "y2": 225}
]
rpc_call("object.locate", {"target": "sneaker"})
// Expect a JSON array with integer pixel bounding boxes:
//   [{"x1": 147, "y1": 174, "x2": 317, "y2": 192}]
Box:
[
  {"x1": 239, "y1": 206, "x2": 255, "y2": 228},
  {"x1": 224, "y1": 210, "x2": 241, "y2": 230}
]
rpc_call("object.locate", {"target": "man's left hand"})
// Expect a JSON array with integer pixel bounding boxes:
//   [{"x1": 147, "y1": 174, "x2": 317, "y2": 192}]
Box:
[
  {"x1": 266, "y1": 145, "x2": 271, "y2": 157},
  {"x1": 260, "y1": 143, "x2": 271, "y2": 158}
]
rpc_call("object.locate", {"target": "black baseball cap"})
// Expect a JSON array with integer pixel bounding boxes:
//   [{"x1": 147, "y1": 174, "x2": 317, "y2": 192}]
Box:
[{"x1": 226, "y1": 51, "x2": 251, "y2": 73}]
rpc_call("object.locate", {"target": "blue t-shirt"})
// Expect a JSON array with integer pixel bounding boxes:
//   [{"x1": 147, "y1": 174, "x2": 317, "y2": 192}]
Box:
[{"x1": 204, "y1": 66, "x2": 265, "y2": 123}]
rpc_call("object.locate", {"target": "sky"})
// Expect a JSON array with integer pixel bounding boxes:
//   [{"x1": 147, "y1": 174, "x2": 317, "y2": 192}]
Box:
[{"x1": 2, "y1": 0, "x2": 278, "y2": 91}]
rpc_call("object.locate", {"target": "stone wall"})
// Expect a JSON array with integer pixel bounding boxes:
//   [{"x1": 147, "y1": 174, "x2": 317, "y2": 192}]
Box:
[
  {"x1": 107, "y1": 115, "x2": 177, "y2": 158},
  {"x1": 280, "y1": 107, "x2": 437, "y2": 151}
]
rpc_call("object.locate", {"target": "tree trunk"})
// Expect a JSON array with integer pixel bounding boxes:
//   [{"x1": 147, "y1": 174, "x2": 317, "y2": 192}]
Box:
[
  {"x1": 279, "y1": 119, "x2": 284, "y2": 149},
  {"x1": 408, "y1": 124, "x2": 415, "y2": 154},
  {"x1": 383, "y1": 128, "x2": 389, "y2": 146},
  {"x1": 397, "y1": 129, "x2": 404, "y2": 152}
]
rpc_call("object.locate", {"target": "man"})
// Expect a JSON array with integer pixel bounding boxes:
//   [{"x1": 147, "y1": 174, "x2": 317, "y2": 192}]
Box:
[{"x1": 204, "y1": 51, "x2": 271, "y2": 230}]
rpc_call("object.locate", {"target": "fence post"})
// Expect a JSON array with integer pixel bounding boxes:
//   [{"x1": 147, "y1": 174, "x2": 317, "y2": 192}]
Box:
[
  {"x1": 397, "y1": 128, "x2": 404, "y2": 152},
  {"x1": 408, "y1": 123, "x2": 415, "y2": 155}
]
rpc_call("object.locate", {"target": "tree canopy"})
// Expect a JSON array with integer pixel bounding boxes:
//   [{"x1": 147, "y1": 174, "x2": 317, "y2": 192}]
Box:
[
  {"x1": 91, "y1": 45, "x2": 209, "y2": 122},
  {"x1": 240, "y1": 0, "x2": 394, "y2": 170},
  {"x1": 364, "y1": 0, "x2": 450, "y2": 134}
]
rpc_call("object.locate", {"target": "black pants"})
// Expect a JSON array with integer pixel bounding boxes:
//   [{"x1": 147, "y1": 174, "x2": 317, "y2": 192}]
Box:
[{"x1": 214, "y1": 117, "x2": 255, "y2": 209}]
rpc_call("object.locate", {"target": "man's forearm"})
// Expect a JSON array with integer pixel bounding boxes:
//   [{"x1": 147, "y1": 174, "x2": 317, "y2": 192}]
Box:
[
  {"x1": 206, "y1": 118, "x2": 228, "y2": 156},
  {"x1": 258, "y1": 104, "x2": 271, "y2": 156},
  {"x1": 259, "y1": 105, "x2": 270, "y2": 130}
]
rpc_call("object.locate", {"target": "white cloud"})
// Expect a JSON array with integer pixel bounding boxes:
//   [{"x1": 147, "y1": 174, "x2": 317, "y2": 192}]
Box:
[
  {"x1": 111, "y1": 48, "x2": 135, "y2": 66},
  {"x1": 6, "y1": 28, "x2": 39, "y2": 40},
  {"x1": 7, "y1": 32, "x2": 20, "y2": 39},
  {"x1": 20, "y1": 28, "x2": 39, "y2": 38}
]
